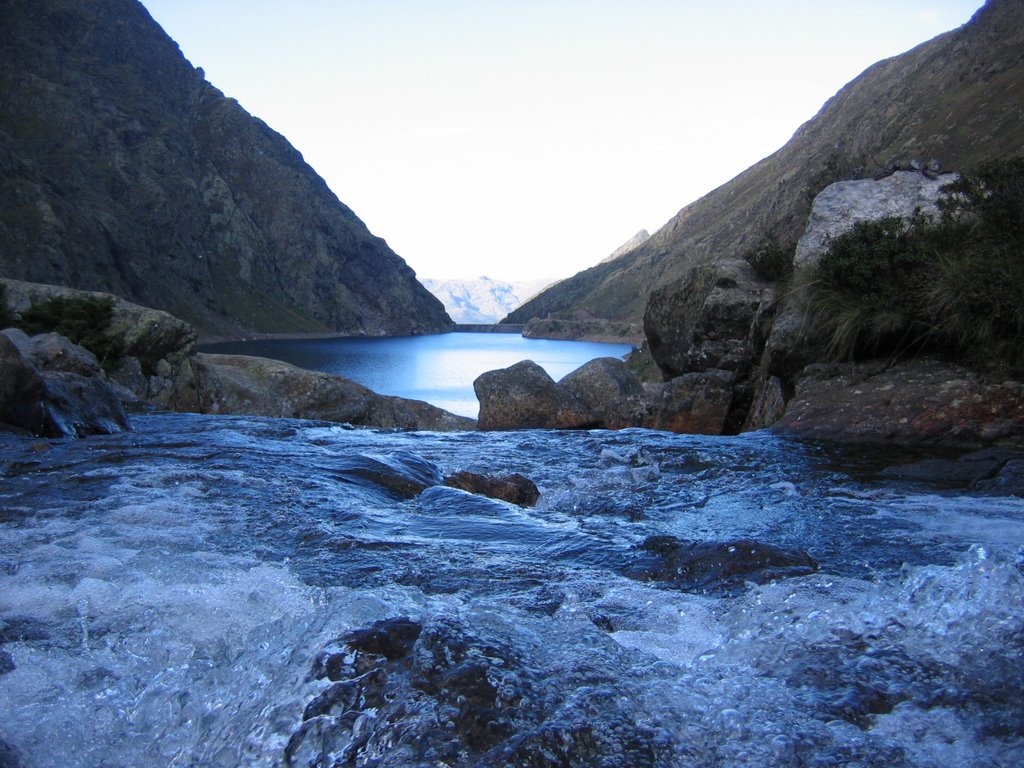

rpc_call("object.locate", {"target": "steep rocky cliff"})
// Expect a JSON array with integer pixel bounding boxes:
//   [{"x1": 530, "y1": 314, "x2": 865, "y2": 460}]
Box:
[
  {"x1": 507, "y1": 0, "x2": 1023, "y2": 331},
  {"x1": 0, "y1": 0, "x2": 450, "y2": 338}
]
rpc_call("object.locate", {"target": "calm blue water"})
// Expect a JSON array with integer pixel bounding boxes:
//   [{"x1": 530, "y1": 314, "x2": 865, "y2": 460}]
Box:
[{"x1": 200, "y1": 333, "x2": 634, "y2": 417}]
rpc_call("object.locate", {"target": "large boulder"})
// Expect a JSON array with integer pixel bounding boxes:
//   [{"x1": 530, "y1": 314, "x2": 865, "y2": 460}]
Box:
[
  {"x1": 772, "y1": 360, "x2": 1024, "y2": 447},
  {"x1": 0, "y1": 331, "x2": 130, "y2": 437},
  {"x1": 644, "y1": 258, "x2": 777, "y2": 380},
  {"x1": 39, "y1": 371, "x2": 132, "y2": 438},
  {"x1": 474, "y1": 360, "x2": 597, "y2": 431},
  {"x1": 762, "y1": 171, "x2": 956, "y2": 379},
  {"x1": 194, "y1": 353, "x2": 474, "y2": 431},
  {"x1": 644, "y1": 369, "x2": 736, "y2": 435},
  {"x1": 2, "y1": 279, "x2": 197, "y2": 407},
  {"x1": 559, "y1": 357, "x2": 651, "y2": 429},
  {"x1": 0, "y1": 333, "x2": 49, "y2": 434},
  {"x1": 2, "y1": 328, "x2": 103, "y2": 376}
]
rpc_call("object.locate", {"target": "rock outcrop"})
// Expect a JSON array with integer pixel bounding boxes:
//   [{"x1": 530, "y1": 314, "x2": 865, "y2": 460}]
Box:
[
  {"x1": 761, "y1": 172, "x2": 957, "y2": 380},
  {"x1": 644, "y1": 258, "x2": 778, "y2": 380},
  {"x1": 193, "y1": 354, "x2": 474, "y2": 432},
  {"x1": 0, "y1": 0, "x2": 450, "y2": 338},
  {"x1": 0, "y1": 280, "x2": 474, "y2": 434},
  {"x1": 473, "y1": 357, "x2": 735, "y2": 435},
  {"x1": 3, "y1": 279, "x2": 197, "y2": 408},
  {"x1": 772, "y1": 361, "x2": 1024, "y2": 447},
  {"x1": 0, "y1": 330, "x2": 130, "y2": 438}
]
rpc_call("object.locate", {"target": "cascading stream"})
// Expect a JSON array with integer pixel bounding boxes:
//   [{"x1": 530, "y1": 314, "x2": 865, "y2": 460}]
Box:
[{"x1": 1, "y1": 413, "x2": 1021, "y2": 767}]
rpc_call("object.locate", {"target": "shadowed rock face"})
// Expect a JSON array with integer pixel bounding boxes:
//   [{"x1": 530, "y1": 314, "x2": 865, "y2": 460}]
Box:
[{"x1": 0, "y1": 0, "x2": 450, "y2": 339}]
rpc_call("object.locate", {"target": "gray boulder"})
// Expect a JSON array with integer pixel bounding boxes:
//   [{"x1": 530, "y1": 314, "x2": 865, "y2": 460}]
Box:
[
  {"x1": 559, "y1": 357, "x2": 650, "y2": 430},
  {"x1": 762, "y1": 171, "x2": 956, "y2": 379},
  {"x1": 772, "y1": 360, "x2": 1024, "y2": 446},
  {"x1": 474, "y1": 360, "x2": 597, "y2": 431},
  {"x1": 39, "y1": 371, "x2": 132, "y2": 438},
  {"x1": 792, "y1": 171, "x2": 956, "y2": 271},
  {"x1": 194, "y1": 353, "x2": 474, "y2": 431},
  {"x1": 644, "y1": 369, "x2": 736, "y2": 435},
  {"x1": 0, "y1": 333, "x2": 49, "y2": 435},
  {"x1": 2, "y1": 329, "x2": 103, "y2": 376},
  {"x1": 643, "y1": 258, "x2": 777, "y2": 380},
  {"x1": 2, "y1": 279, "x2": 197, "y2": 407}
]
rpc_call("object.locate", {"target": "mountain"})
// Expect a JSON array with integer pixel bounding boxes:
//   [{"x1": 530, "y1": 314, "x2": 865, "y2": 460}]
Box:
[
  {"x1": 506, "y1": 0, "x2": 1024, "y2": 333},
  {"x1": 599, "y1": 230, "x2": 650, "y2": 265},
  {"x1": 422, "y1": 276, "x2": 554, "y2": 324},
  {"x1": 0, "y1": 0, "x2": 451, "y2": 338}
]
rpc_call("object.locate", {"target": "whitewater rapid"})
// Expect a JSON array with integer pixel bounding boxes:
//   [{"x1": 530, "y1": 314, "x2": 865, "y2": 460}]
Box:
[{"x1": 1, "y1": 413, "x2": 1021, "y2": 767}]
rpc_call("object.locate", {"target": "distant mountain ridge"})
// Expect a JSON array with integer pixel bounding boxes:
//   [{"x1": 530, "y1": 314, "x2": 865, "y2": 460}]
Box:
[
  {"x1": 0, "y1": 0, "x2": 450, "y2": 338},
  {"x1": 506, "y1": 0, "x2": 1024, "y2": 332},
  {"x1": 422, "y1": 276, "x2": 553, "y2": 324}
]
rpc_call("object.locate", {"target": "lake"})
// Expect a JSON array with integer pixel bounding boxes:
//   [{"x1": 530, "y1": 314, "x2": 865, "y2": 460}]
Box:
[{"x1": 200, "y1": 332, "x2": 634, "y2": 417}]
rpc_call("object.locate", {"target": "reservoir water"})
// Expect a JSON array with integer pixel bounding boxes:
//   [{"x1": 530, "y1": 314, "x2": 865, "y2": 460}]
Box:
[{"x1": 200, "y1": 333, "x2": 634, "y2": 418}]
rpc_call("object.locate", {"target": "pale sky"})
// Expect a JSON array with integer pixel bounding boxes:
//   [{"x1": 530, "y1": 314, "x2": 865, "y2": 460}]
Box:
[{"x1": 140, "y1": 1, "x2": 982, "y2": 282}]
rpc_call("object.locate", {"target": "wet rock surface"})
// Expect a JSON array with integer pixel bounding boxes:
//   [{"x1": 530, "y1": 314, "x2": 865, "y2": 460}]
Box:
[
  {"x1": 626, "y1": 535, "x2": 819, "y2": 593},
  {"x1": 289, "y1": 615, "x2": 678, "y2": 768},
  {"x1": 0, "y1": 333, "x2": 49, "y2": 435},
  {"x1": 443, "y1": 471, "x2": 540, "y2": 507},
  {"x1": 773, "y1": 360, "x2": 1024, "y2": 447},
  {"x1": 0, "y1": 330, "x2": 129, "y2": 437}
]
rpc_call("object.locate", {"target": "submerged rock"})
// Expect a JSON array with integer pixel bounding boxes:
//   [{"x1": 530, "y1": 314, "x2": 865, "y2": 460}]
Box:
[
  {"x1": 443, "y1": 471, "x2": 541, "y2": 507},
  {"x1": 626, "y1": 535, "x2": 818, "y2": 592},
  {"x1": 291, "y1": 614, "x2": 677, "y2": 768}
]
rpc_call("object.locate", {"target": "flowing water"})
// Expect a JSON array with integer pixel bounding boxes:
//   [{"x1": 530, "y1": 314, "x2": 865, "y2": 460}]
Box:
[
  {"x1": 1, "y1": 413, "x2": 1022, "y2": 767},
  {"x1": 199, "y1": 333, "x2": 634, "y2": 418}
]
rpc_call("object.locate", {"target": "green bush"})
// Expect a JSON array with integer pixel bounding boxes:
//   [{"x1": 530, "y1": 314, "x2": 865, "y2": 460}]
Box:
[
  {"x1": 808, "y1": 157, "x2": 1024, "y2": 373},
  {"x1": 742, "y1": 235, "x2": 795, "y2": 282},
  {"x1": 18, "y1": 294, "x2": 125, "y2": 370}
]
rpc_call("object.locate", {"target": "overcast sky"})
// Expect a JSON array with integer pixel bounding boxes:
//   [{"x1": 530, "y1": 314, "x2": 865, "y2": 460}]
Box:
[{"x1": 140, "y1": 0, "x2": 982, "y2": 282}]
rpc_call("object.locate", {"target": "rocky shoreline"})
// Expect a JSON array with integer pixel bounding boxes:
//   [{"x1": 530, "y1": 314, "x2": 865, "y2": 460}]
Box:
[
  {"x1": 3, "y1": 169, "x2": 1023, "y2": 451},
  {"x1": 2, "y1": 265, "x2": 1022, "y2": 452}
]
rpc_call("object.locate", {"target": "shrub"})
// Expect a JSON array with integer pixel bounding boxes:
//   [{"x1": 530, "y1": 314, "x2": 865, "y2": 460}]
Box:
[
  {"x1": 809, "y1": 215, "x2": 935, "y2": 360},
  {"x1": 18, "y1": 294, "x2": 125, "y2": 370},
  {"x1": 742, "y1": 235, "x2": 795, "y2": 282},
  {"x1": 807, "y1": 157, "x2": 1024, "y2": 373}
]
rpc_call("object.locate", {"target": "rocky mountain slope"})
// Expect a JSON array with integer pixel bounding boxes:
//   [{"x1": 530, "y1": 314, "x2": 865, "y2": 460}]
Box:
[
  {"x1": 0, "y1": 0, "x2": 450, "y2": 338},
  {"x1": 506, "y1": 0, "x2": 1024, "y2": 332},
  {"x1": 422, "y1": 276, "x2": 553, "y2": 324}
]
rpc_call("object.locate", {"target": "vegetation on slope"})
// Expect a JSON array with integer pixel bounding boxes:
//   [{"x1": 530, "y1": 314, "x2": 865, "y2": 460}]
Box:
[
  {"x1": 18, "y1": 294, "x2": 126, "y2": 371},
  {"x1": 808, "y1": 157, "x2": 1024, "y2": 373}
]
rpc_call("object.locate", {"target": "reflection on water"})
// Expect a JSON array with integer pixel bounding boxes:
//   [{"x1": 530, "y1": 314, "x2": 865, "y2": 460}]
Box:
[{"x1": 201, "y1": 332, "x2": 634, "y2": 417}]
